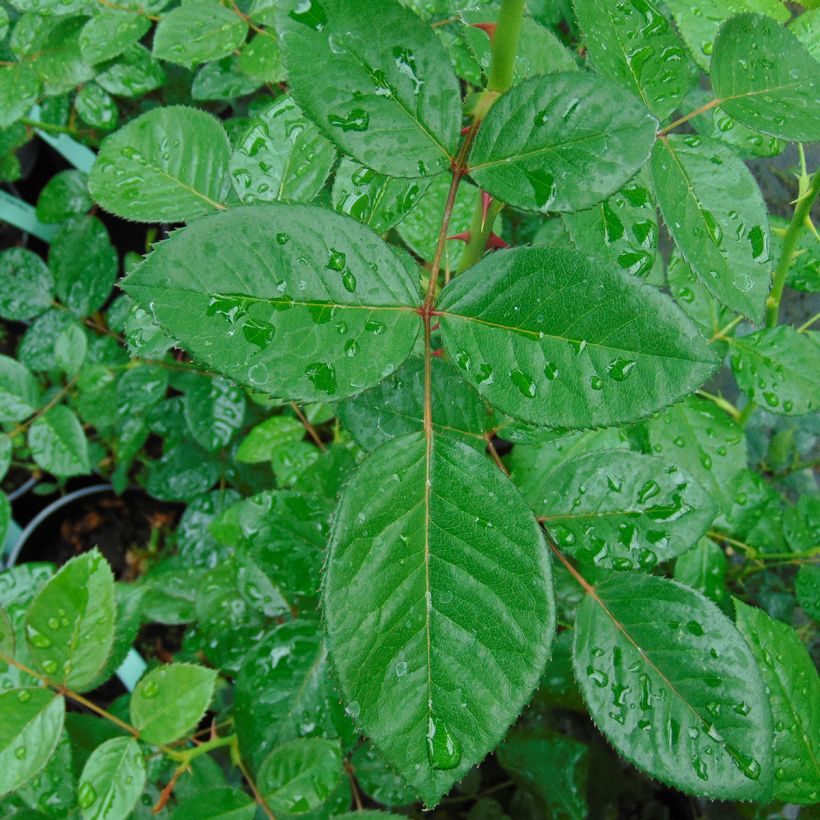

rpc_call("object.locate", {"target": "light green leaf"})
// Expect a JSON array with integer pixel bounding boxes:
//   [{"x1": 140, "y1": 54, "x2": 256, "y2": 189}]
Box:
[
  {"x1": 49, "y1": 216, "x2": 117, "y2": 316},
  {"x1": 0, "y1": 354, "x2": 41, "y2": 423},
  {"x1": 574, "y1": 0, "x2": 691, "y2": 119},
  {"x1": 674, "y1": 538, "x2": 730, "y2": 610},
  {"x1": 34, "y1": 17, "x2": 94, "y2": 96},
  {"x1": 646, "y1": 397, "x2": 747, "y2": 514},
  {"x1": 25, "y1": 549, "x2": 115, "y2": 691},
  {"x1": 278, "y1": 0, "x2": 461, "y2": 177},
  {"x1": 235, "y1": 619, "x2": 351, "y2": 769},
  {"x1": 171, "y1": 787, "x2": 256, "y2": 820},
  {"x1": 790, "y1": 8, "x2": 820, "y2": 59},
  {"x1": 89, "y1": 106, "x2": 231, "y2": 222},
  {"x1": 324, "y1": 431, "x2": 555, "y2": 807},
  {"x1": 184, "y1": 376, "x2": 246, "y2": 452},
  {"x1": 238, "y1": 31, "x2": 286, "y2": 82},
  {"x1": 78, "y1": 737, "x2": 146, "y2": 819},
  {"x1": 0, "y1": 62, "x2": 40, "y2": 129},
  {"x1": 574, "y1": 571, "x2": 773, "y2": 800},
  {"x1": 436, "y1": 247, "x2": 716, "y2": 428},
  {"x1": 0, "y1": 248, "x2": 54, "y2": 321},
  {"x1": 0, "y1": 688, "x2": 65, "y2": 797},
  {"x1": 539, "y1": 450, "x2": 717, "y2": 571},
  {"x1": 711, "y1": 13, "x2": 820, "y2": 143},
  {"x1": 9, "y1": 0, "x2": 92, "y2": 12},
  {"x1": 468, "y1": 72, "x2": 657, "y2": 213},
  {"x1": 131, "y1": 663, "x2": 217, "y2": 745},
  {"x1": 332, "y1": 158, "x2": 429, "y2": 234},
  {"x1": 258, "y1": 738, "x2": 343, "y2": 816},
  {"x1": 651, "y1": 135, "x2": 770, "y2": 320},
  {"x1": 734, "y1": 601, "x2": 820, "y2": 804},
  {"x1": 664, "y1": 0, "x2": 789, "y2": 70},
  {"x1": 152, "y1": 3, "x2": 247, "y2": 66},
  {"x1": 28, "y1": 405, "x2": 91, "y2": 477},
  {"x1": 235, "y1": 416, "x2": 304, "y2": 463},
  {"x1": 122, "y1": 204, "x2": 421, "y2": 403},
  {"x1": 562, "y1": 175, "x2": 659, "y2": 278},
  {"x1": 666, "y1": 249, "x2": 734, "y2": 338},
  {"x1": 230, "y1": 96, "x2": 337, "y2": 205},
  {"x1": 729, "y1": 327, "x2": 820, "y2": 415},
  {"x1": 337, "y1": 356, "x2": 491, "y2": 452},
  {"x1": 79, "y1": 8, "x2": 150, "y2": 65}
]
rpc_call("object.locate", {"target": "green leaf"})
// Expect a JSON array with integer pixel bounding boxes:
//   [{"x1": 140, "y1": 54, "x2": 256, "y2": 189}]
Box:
[
  {"x1": 734, "y1": 601, "x2": 820, "y2": 803},
  {"x1": 36, "y1": 170, "x2": 92, "y2": 224},
  {"x1": 230, "y1": 96, "x2": 337, "y2": 205},
  {"x1": 139, "y1": 558, "x2": 203, "y2": 625},
  {"x1": 497, "y1": 729, "x2": 588, "y2": 820},
  {"x1": 79, "y1": 8, "x2": 150, "y2": 65},
  {"x1": 646, "y1": 397, "x2": 747, "y2": 514},
  {"x1": 666, "y1": 249, "x2": 734, "y2": 338},
  {"x1": 574, "y1": 570, "x2": 773, "y2": 800},
  {"x1": 235, "y1": 417, "x2": 304, "y2": 463},
  {"x1": 77, "y1": 737, "x2": 146, "y2": 819},
  {"x1": 349, "y1": 745, "x2": 418, "y2": 807},
  {"x1": 152, "y1": 3, "x2": 247, "y2": 66},
  {"x1": 19, "y1": 309, "x2": 82, "y2": 372},
  {"x1": 131, "y1": 663, "x2": 217, "y2": 745},
  {"x1": 258, "y1": 737, "x2": 343, "y2": 816},
  {"x1": 0, "y1": 688, "x2": 65, "y2": 797},
  {"x1": 0, "y1": 62, "x2": 40, "y2": 128},
  {"x1": 122, "y1": 204, "x2": 421, "y2": 403},
  {"x1": 674, "y1": 538, "x2": 729, "y2": 610},
  {"x1": 238, "y1": 31, "x2": 286, "y2": 82},
  {"x1": 539, "y1": 450, "x2": 717, "y2": 571},
  {"x1": 277, "y1": 0, "x2": 461, "y2": 177},
  {"x1": 192, "y1": 56, "x2": 261, "y2": 101},
  {"x1": 89, "y1": 106, "x2": 231, "y2": 222},
  {"x1": 790, "y1": 8, "x2": 820, "y2": 59},
  {"x1": 177, "y1": 489, "x2": 241, "y2": 567},
  {"x1": 49, "y1": 216, "x2": 117, "y2": 316},
  {"x1": 338, "y1": 356, "x2": 491, "y2": 452},
  {"x1": 796, "y1": 564, "x2": 820, "y2": 621},
  {"x1": 146, "y1": 442, "x2": 221, "y2": 502},
  {"x1": 664, "y1": 0, "x2": 788, "y2": 70},
  {"x1": 332, "y1": 158, "x2": 429, "y2": 233},
  {"x1": 171, "y1": 787, "x2": 256, "y2": 820},
  {"x1": 711, "y1": 13, "x2": 820, "y2": 143},
  {"x1": 95, "y1": 44, "x2": 167, "y2": 98},
  {"x1": 729, "y1": 327, "x2": 819, "y2": 415},
  {"x1": 184, "y1": 376, "x2": 246, "y2": 452},
  {"x1": 436, "y1": 247, "x2": 716, "y2": 428},
  {"x1": 324, "y1": 431, "x2": 555, "y2": 807},
  {"x1": 574, "y1": 0, "x2": 691, "y2": 119},
  {"x1": 468, "y1": 72, "x2": 657, "y2": 213},
  {"x1": 651, "y1": 135, "x2": 770, "y2": 320},
  {"x1": 0, "y1": 248, "x2": 54, "y2": 321},
  {"x1": 75, "y1": 83, "x2": 119, "y2": 131},
  {"x1": 25, "y1": 549, "x2": 115, "y2": 691},
  {"x1": 0, "y1": 354, "x2": 41, "y2": 423},
  {"x1": 28, "y1": 405, "x2": 91, "y2": 478},
  {"x1": 33, "y1": 17, "x2": 94, "y2": 96},
  {"x1": 0, "y1": 494, "x2": 8, "y2": 561},
  {"x1": 562, "y1": 175, "x2": 659, "y2": 278},
  {"x1": 235, "y1": 619, "x2": 351, "y2": 769}
]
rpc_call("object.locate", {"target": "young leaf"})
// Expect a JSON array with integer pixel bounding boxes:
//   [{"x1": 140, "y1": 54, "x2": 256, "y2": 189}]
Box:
[
  {"x1": 734, "y1": 601, "x2": 820, "y2": 804},
  {"x1": 651, "y1": 135, "x2": 770, "y2": 320},
  {"x1": 28, "y1": 405, "x2": 91, "y2": 478},
  {"x1": 324, "y1": 431, "x2": 555, "y2": 807},
  {"x1": 573, "y1": 571, "x2": 773, "y2": 800},
  {"x1": 130, "y1": 663, "x2": 217, "y2": 745},
  {"x1": 25, "y1": 549, "x2": 115, "y2": 691},
  {"x1": 646, "y1": 397, "x2": 747, "y2": 514},
  {"x1": 711, "y1": 14, "x2": 820, "y2": 143},
  {"x1": 184, "y1": 376, "x2": 246, "y2": 452},
  {"x1": 574, "y1": 0, "x2": 691, "y2": 119},
  {"x1": 230, "y1": 96, "x2": 337, "y2": 205},
  {"x1": 77, "y1": 737, "x2": 146, "y2": 819},
  {"x1": 238, "y1": 32, "x2": 286, "y2": 83},
  {"x1": 436, "y1": 247, "x2": 716, "y2": 428},
  {"x1": 539, "y1": 451, "x2": 718, "y2": 571},
  {"x1": 0, "y1": 248, "x2": 54, "y2": 321},
  {"x1": 277, "y1": 0, "x2": 462, "y2": 177},
  {"x1": 0, "y1": 688, "x2": 65, "y2": 797},
  {"x1": 258, "y1": 737, "x2": 343, "y2": 816},
  {"x1": 729, "y1": 327, "x2": 820, "y2": 415},
  {"x1": 468, "y1": 73, "x2": 658, "y2": 213},
  {"x1": 89, "y1": 106, "x2": 231, "y2": 222},
  {"x1": 152, "y1": 3, "x2": 248, "y2": 66},
  {"x1": 0, "y1": 354, "x2": 41, "y2": 423},
  {"x1": 337, "y1": 356, "x2": 491, "y2": 452},
  {"x1": 122, "y1": 204, "x2": 421, "y2": 403},
  {"x1": 95, "y1": 44, "x2": 167, "y2": 98},
  {"x1": 674, "y1": 538, "x2": 730, "y2": 610},
  {"x1": 235, "y1": 417, "x2": 305, "y2": 463}
]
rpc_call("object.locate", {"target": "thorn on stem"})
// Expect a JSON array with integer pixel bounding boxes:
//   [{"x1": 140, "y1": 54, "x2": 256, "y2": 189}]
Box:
[
  {"x1": 447, "y1": 230, "x2": 471, "y2": 243},
  {"x1": 481, "y1": 191, "x2": 493, "y2": 231},
  {"x1": 486, "y1": 232, "x2": 508, "y2": 249},
  {"x1": 470, "y1": 22, "x2": 497, "y2": 40}
]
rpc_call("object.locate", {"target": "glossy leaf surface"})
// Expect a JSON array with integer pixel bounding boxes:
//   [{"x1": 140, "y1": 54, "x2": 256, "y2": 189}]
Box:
[
  {"x1": 77, "y1": 737, "x2": 146, "y2": 819},
  {"x1": 152, "y1": 3, "x2": 247, "y2": 67},
  {"x1": 28, "y1": 405, "x2": 90, "y2": 478}
]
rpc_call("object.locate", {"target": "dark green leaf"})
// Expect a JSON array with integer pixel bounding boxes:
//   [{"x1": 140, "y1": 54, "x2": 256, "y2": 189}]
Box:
[
  {"x1": 0, "y1": 355, "x2": 41, "y2": 423},
  {"x1": 34, "y1": 17, "x2": 94, "y2": 96},
  {"x1": 177, "y1": 489, "x2": 241, "y2": 568},
  {"x1": 796, "y1": 565, "x2": 820, "y2": 621},
  {"x1": 0, "y1": 63, "x2": 40, "y2": 130},
  {"x1": 184, "y1": 376, "x2": 246, "y2": 452},
  {"x1": 574, "y1": 570, "x2": 773, "y2": 799},
  {"x1": 278, "y1": 0, "x2": 461, "y2": 177},
  {"x1": 35, "y1": 171, "x2": 92, "y2": 224},
  {"x1": 192, "y1": 56, "x2": 261, "y2": 101},
  {"x1": 122, "y1": 204, "x2": 421, "y2": 402},
  {"x1": 0, "y1": 248, "x2": 54, "y2": 321},
  {"x1": 25, "y1": 549, "x2": 115, "y2": 691},
  {"x1": 171, "y1": 787, "x2": 256, "y2": 820},
  {"x1": 80, "y1": 8, "x2": 151, "y2": 65},
  {"x1": 651, "y1": 135, "x2": 770, "y2": 320},
  {"x1": 89, "y1": 106, "x2": 231, "y2": 222},
  {"x1": 437, "y1": 247, "x2": 716, "y2": 428},
  {"x1": 674, "y1": 538, "x2": 730, "y2": 610},
  {"x1": 152, "y1": 3, "x2": 247, "y2": 66},
  {"x1": 131, "y1": 663, "x2": 217, "y2": 745},
  {"x1": 77, "y1": 737, "x2": 146, "y2": 819},
  {"x1": 95, "y1": 44, "x2": 167, "y2": 98},
  {"x1": 75, "y1": 83, "x2": 119, "y2": 131},
  {"x1": 324, "y1": 431, "x2": 555, "y2": 807},
  {"x1": 349, "y1": 745, "x2": 417, "y2": 808},
  {"x1": 238, "y1": 32, "x2": 286, "y2": 82},
  {"x1": 146, "y1": 442, "x2": 221, "y2": 502},
  {"x1": 468, "y1": 72, "x2": 657, "y2": 213},
  {"x1": 28, "y1": 405, "x2": 91, "y2": 478},
  {"x1": 666, "y1": 249, "x2": 734, "y2": 338}
]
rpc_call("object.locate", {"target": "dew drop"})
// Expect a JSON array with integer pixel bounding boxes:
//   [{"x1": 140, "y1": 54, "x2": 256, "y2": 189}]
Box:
[
  {"x1": 510, "y1": 369, "x2": 536, "y2": 398},
  {"x1": 427, "y1": 715, "x2": 461, "y2": 770}
]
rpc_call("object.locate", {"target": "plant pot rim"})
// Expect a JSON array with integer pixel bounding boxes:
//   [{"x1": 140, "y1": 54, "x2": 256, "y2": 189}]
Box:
[{"x1": 6, "y1": 475, "x2": 38, "y2": 503}]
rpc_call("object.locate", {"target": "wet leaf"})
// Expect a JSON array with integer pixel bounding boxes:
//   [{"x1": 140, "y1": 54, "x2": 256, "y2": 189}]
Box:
[
  {"x1": 184, "y1": 376, "x2": 246, "y2": 452},
  {"x1": 152, "y1": 3, "x2": 248, "y2": 67},
  {"x1": 28, "y1": 405, "x2": 91, "y2": 478},
  {"x1": 0, "y1": 355, "x2": 41, "y2": 423},
  {"x1": 674, "y1": 538, "x2": 730, "y2": 611},
  {"x1": 0, "y1": 248, "x2": 54, "y2": 321},
  {"x1": 77, "y1": 737, "x2": 146, "y2": 820},
  {"x1": 80, "y1": 8, "x2": 150, "y2": 65},
  {"x1": 35, "y1": 171, "x2": 92, "y2": 224},
  {"x1": 170, "y1": 787, "x2": 256, "y2": 820}
]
